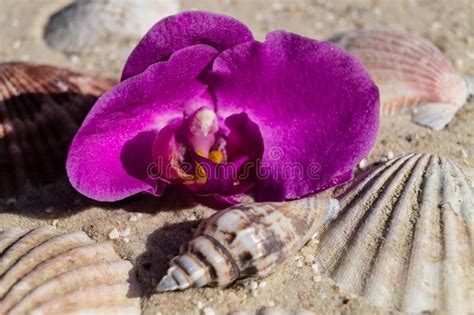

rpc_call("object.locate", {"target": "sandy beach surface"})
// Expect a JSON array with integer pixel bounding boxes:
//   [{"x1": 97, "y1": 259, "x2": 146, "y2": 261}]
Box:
[{"x1": 0, "y1": 0, "x2": 473, "y2": 314}]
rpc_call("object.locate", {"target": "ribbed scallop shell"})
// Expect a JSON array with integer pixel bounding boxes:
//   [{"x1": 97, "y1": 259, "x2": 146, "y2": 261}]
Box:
[
  {"x1": 313, "y1": 153, "x2": 473, "y2": 313},
  {"x1": 0, "y1": 225, "x2": 142, "y2": 314},
  {"x1": 0, "y1": 62, "x2": 114, "y2": 197},
  {"x1": 332, "y1": 30, "x2": 473, "y2": 130},
  {"x1": 157, "y1": 196, "x2": 340, "y2": 291},
  {"x1": 44, "y1": 0, "x2": 179, "y2": 55}
]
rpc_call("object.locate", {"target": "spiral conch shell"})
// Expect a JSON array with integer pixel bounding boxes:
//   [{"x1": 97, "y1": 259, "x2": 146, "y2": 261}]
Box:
[
  {"x1": 157, "y1": 196, "x2": 340, "y2": 291},
  {"x1": 314, "y1": 153, "x2": 473, "y2": 313},
  {"x1": 0, "y1": 62, "x2": 114, "y2": 197},
  {"x1": 332, "y1": 30, "x2": 474, "y2": 130},
  {"x1": 0, "y1": 225, "x2": 142, "y2": 314}
]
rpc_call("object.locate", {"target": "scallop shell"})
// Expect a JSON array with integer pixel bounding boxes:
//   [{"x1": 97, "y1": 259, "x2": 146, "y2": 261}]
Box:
[
  {"x1": 0, "y1": 62, "x2": 114, "y2": 197},
  {"x1": 157, "y1": 196, "x2": 341, "y2": 291},
  {"x1": 44, "y1": 0, "x2": 179, "y2": 55},
  {"x1": 0, "y1": 225, "x2": 142, "y2": 314},
  {"x1": 313, "y1": 153, "x2": 473, "y2": 313},
  {"x1": 332, "y1": 30, "x2": 473, "y2": 130}
]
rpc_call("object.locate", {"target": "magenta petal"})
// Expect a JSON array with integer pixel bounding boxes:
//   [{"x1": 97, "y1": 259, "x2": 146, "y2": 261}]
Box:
[
  {"x1": 66, "y1": 45, "x2": 219, "y2": 201},
  {"x1": 122, "y1": 11, "x2": 253, "y2": 80},
  {"x1": 206, "y1": 31, "x2": 380, "y2": 201},
  {"x1": 225, "y1": 112, "x2": 264, "y2": 163}
]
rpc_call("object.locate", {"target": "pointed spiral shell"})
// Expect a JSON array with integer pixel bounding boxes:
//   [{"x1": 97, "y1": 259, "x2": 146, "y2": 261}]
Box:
[
  {"x1": 332, "y1": 30, "x2": 471, "y2": 130},
  {"x1": 0, "y1": 62, "x2": 114, "y2": 197},
  {"x1": 0, "y1": 225, "x2": 142, "y2": 314},
  {"x1": 158, "y1": 196, "x2": 340, "y2": 291},
  {"x1": 314, "y1": 153, "x2": 473, "y2": 313}
]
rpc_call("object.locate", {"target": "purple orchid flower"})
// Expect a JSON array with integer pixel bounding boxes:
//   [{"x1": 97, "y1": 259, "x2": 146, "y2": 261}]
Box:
[{"x1": 66, "y1": 11, "x2": 379, "y2": 206}]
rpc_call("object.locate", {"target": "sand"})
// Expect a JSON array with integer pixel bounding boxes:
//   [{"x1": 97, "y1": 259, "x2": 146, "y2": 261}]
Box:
[{"x1": 0, "y1": 0, "x2": 472, "y2": 314}]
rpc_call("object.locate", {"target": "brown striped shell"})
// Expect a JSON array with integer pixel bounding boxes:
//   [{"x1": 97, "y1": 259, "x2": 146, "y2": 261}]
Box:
[
  {"x1": 44, "y1": 0, "x2": 179, "y2": 55},
  {"x1": 157, "y1": 196, "x2": 340, "y2": 291},
  {"x1": 0, "y1": 62, "x2": 114, "y2": 197},
  {"x1": 314, "y1": 153, "x2": 473, "y2": 313},
  {"x1": 332, "y1": 30, "x2": 473, "y2": 130},
  {"x1": 0, "y1": 225, "x2": 142, "y2": 314}
]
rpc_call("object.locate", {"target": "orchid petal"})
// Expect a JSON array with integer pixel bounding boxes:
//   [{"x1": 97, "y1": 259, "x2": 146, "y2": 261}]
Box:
[
  {"x1": 67, "y1": 45, "x2": 219, "y2": 201},
  {"x1": 206, "y1": 31, "x2": 380, "y2": 201},
  {"x1": 122, "y1": 11, "x2": 253, "y2": 80}
]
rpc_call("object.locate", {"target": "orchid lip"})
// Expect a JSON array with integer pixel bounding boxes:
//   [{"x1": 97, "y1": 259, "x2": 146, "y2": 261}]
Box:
[{"x1": 151, "y1": 105, "x2": 261, "y2": 197}]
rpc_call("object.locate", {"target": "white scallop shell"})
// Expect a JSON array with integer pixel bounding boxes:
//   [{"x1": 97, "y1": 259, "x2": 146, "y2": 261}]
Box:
[
  {"x1": 44, "y1": 0, "x2": 179, "y2": 55},
  {"x1": 332, "y1": 30, "x2": 473, "y2": 130},
  {"x1": 0, "y1": 62, "x2": 114, "y2": 197},
  {"x1": 0, "y1": 225, "x2": 142, "y2": 314},
  {"x1": 157, "y1": 196, "x2": 341, "y2": 291},
  {"x1": 313, "y1": 153, "x2": 473, "y2": 313}
]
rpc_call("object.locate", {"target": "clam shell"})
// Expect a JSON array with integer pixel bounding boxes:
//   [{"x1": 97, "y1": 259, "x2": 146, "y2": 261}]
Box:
[
  {"x1": 332, "y1": 30, "x2": 473, "y2": 130},
  {"x1": 0, "y1": 62, "x2": 114, "y2": 197},
  {"x1": 0, "y1": 225, "x2": 142, "y2": 314},
  {"x1": 314, "y1": 153, "x2": 473, "y2": 313},
  {"x1": 157, "y1": 196, "x2": 341, "y2": 291},
  {"x1": 44, "y1": 0, "x2": 179, "y2": 55}
]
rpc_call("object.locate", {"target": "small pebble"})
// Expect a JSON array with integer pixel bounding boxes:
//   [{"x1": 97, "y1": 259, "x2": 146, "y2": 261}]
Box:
[
  {"x1": 304, "y1": 254, "x2": 315, "y2": 265},
  {"x1": 358, "y1": 158, "x2": 368, "y2": 169},
  {"x1": 129, "y1": 215, "x2": 138, "y2": 222},
  {"x1": 312, "y1": 275, "x2": 322, "y2": 282},
  {"x1": 311, "y1": 263, "x2": 320, "y2": 273},
  {"x1": 202, "y1": 307, "x2": 215, "y2": 315},
  {"x1": 250, "y1": 281, "x2": 258, "y2": 290},
  {"x1": 121, "y1": 227, "x2": 131, "y2": 237},
  {"x1": 44, "y1": 207, "x2": 54, "y2": 214},
  {"x1": 196, "y1": 301, "x2": 204, "y2": 309},
  {"x1": 108, "y1": 228, "x2": 120, "y2": 240},
  {"x1": 52, "y1": 219, "x2": 59, "y2": 226}
]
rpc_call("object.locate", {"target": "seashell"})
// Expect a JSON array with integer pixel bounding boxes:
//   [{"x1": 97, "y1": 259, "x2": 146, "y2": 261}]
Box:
[
  {"x1": 44, "y1": 0, "x2": 179, "y2": 55},
  {"x1": 331, "y1": 30, "x2": 474, "y2": 130},
  {"x1": 157, "y1": 196, "x2": 341, "y2": 291},
  {"x1": 313, "y1": 153, "x2": 474, "y2": 313},
  {"x1": 0, "y1": 225, "x2": 142, "y2": 314},
  {"x1": 0, "y1": 62, "x2": 114, "y2": 197}
]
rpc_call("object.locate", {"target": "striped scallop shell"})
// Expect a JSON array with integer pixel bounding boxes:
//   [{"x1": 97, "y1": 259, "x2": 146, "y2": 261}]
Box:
[
  {"x1": 313, "y1": 153, "x2": 473, "y2": 313},
  {"x1": 0, "y1": 225, "x2": 142, "y2": 314},
  {"x1": 332, "y1": 30, "x2": 473, "y2": 130},
  {"x1": 44, "y1": 0, "x2": 179, "y2": 55},
  {"x1": 157, "y1": 196, "x2": 341, "y2": 291},
  {"x1": 0, "y1": 62, "x2": 114, "y2": 197}
]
